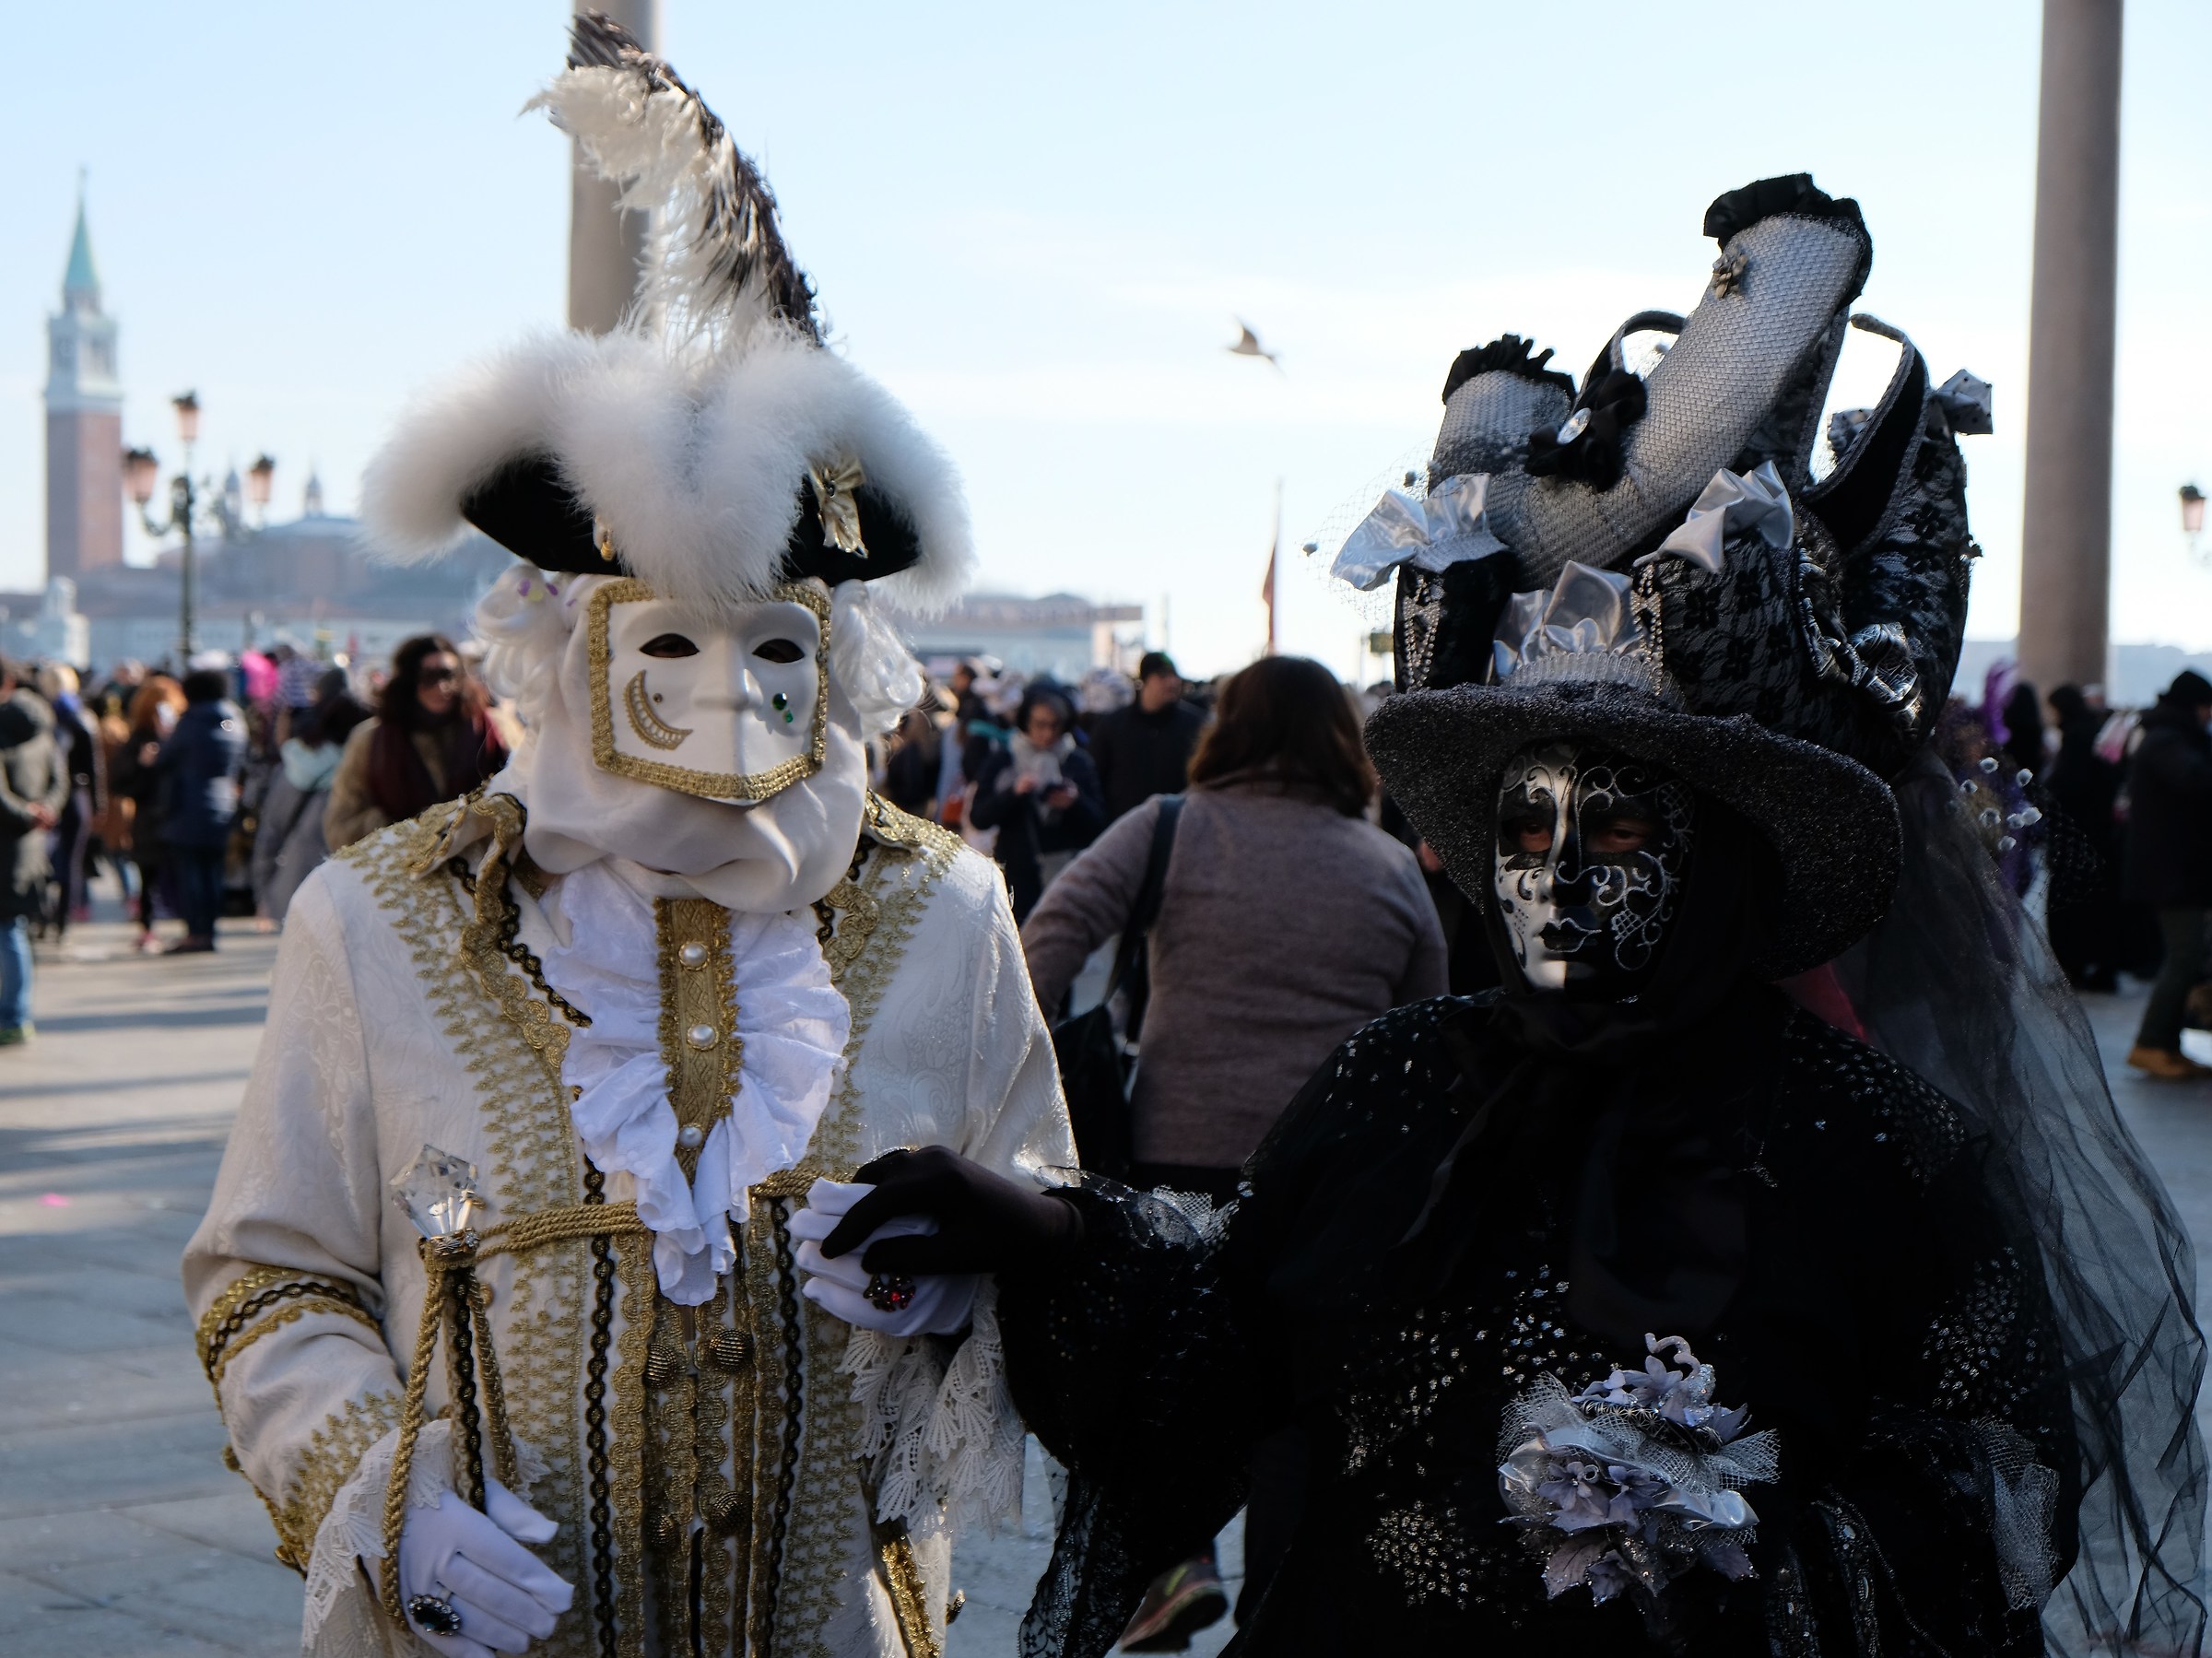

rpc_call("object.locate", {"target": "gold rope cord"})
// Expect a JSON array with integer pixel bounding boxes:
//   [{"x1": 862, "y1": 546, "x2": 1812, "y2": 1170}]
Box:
[{"x1": 374, "y1": 1205, "x2": 648, "y2": 1631}]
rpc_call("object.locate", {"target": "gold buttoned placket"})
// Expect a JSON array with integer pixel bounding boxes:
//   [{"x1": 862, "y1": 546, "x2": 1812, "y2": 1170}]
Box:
[{"x1": 641, "y1": 897, "x2": 761, "y2": 1652}]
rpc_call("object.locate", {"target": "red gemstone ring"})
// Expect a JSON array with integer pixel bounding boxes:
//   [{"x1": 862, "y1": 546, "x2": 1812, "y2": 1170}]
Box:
[{"x1": 865, "y1": 1272, "x2": 917, "y2": 1313}]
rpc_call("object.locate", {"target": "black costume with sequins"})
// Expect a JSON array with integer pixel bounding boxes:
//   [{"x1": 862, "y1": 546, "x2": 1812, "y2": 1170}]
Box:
[{"x1": 1001, "y1": 989, "x2": 2077, "y2": 1658}]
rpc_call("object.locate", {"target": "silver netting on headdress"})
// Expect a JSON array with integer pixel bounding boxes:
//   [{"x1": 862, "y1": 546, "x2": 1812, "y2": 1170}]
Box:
[{"x1": 1473, "y1": 212, "x2": 1865, "y2": 588}]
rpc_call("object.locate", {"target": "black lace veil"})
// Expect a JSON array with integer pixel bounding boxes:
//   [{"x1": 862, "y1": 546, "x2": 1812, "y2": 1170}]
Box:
[{"x1": 1832, "y1": 750, "x2": 2208, "y2": 1655}]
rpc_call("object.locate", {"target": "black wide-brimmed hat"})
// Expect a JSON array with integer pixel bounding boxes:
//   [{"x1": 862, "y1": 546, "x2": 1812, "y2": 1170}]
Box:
[{"x1": 1365, "y1": 565, "x2": 1900, "y2": 981}]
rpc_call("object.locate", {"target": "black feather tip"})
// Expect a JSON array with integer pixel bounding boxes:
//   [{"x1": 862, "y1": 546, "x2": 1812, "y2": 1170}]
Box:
[
  {"x1": 1441, "y1": 335, "x2": 1576, "y2": 405},
  {"x1": 566, "y1": 11, "x2": 820, "y2": 342}
]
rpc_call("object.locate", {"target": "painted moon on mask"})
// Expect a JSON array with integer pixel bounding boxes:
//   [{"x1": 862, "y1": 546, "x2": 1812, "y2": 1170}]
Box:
[{"x1": 585, "y1": 578, "x2": 832, "y2": 804}]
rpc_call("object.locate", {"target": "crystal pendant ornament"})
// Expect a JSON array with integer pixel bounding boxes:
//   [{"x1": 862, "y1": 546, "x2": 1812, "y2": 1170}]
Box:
[{"x1": 390, "y1": 1144, "x2": 486, "y2": 1240}]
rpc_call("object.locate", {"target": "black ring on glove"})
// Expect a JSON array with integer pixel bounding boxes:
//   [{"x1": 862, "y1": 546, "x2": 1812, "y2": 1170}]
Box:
[
  {"x1": 865, "y1": 1271, "x2": 917, "y2": 1312},
  {"x1": 408, "y1": 1593, "x2": 465, "y2": 1636}
]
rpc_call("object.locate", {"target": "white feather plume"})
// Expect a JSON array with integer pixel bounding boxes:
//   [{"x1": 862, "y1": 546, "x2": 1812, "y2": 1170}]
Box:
[{"x1": 526, "y1": 16, "x2": 817, "y2": 350}]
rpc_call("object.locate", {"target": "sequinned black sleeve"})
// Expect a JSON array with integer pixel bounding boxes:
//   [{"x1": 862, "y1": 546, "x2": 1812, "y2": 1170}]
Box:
[
  {"x1": 997, "y1": 1009, "x2": 1417, "y2": 1658},
  {"x1": 1761, "y1": 1023, "x2": 2078, "y2": 1658},
  {"x1": 996, "y1": 1181, "x2": 1256, "y2": 1658}
]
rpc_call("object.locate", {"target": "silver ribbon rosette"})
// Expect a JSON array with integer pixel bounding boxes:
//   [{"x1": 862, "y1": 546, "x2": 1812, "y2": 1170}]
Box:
[
  {"x1": 1498, "y1": 1334, "x2": 1779, "y2": 1605},
  {"x1": 1330, "y1": 472, "x2": 1508, "y2": 592}
]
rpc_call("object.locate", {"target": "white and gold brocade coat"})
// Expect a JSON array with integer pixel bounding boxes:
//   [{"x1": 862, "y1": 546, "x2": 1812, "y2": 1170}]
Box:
[{"x1": 183, "y1": 792, "x2": 1073, "y2": 1658}]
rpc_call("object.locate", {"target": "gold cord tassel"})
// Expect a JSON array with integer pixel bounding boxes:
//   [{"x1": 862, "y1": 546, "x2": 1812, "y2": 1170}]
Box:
[{"x1": 376, "y1": 1202, "x2": 649, "y2": 1633}]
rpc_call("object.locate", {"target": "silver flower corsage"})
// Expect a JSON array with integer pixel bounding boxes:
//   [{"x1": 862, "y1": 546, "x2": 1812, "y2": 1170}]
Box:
[{"x1": 1498, "y1": 1333, "x2": 1779, "y2": 1605}]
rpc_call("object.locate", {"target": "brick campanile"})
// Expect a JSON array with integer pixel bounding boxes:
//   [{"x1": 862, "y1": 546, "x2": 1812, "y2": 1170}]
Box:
[{"x1": 44, "y1": 188, "x2": 124, "y2": 582}]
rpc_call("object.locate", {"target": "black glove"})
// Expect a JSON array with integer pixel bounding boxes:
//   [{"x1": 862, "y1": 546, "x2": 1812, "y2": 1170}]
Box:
[{"x1": 819, "y1": 1145, "x2": 1085, "y2": 1278}]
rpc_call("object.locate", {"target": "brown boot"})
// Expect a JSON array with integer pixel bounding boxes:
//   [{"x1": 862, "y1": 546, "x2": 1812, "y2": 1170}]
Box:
[
  {"x1": 2185, "y1": 982, "x2": 2212, "y2": 1031},
  {"x1": 2127, "y1": 1045, "x2": 2210, "y2": 1080}
]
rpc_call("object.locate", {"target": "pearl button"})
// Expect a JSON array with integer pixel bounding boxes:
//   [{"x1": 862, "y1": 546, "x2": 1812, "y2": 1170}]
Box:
[
  {"x1": 677, "y1": 1123, "x2": 704, "y2": 1149},
  {"x1": 677, "y1": 942, "x2": 709, "y2": 970},
  {"x1": 686, "y1": 1023, "x2": 719, "y2": 1051}
]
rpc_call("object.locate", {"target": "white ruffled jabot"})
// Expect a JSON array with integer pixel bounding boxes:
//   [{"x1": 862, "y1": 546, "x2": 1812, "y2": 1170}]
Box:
[{"x1": 537, "y1": 859, "x2": 851, "y2": 1304}]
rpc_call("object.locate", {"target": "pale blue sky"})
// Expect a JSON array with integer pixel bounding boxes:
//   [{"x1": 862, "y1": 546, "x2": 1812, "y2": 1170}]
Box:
[{"x1": 2, "y1": 0, "x2": 2206, "y2": 677}]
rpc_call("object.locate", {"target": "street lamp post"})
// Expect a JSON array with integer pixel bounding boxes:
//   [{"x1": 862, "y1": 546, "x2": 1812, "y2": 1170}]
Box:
[{"x1": 123, "y1": 392, "x2": 233, "y2": 667}]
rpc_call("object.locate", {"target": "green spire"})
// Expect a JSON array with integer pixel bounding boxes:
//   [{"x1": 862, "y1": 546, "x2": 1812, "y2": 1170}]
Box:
[{"x1": 63, "y1": 172, "x2": 99, "y2": 306}]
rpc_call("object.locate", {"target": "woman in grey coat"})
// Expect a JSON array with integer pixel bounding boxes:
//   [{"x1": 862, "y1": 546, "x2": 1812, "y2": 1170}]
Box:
[
  {"x1": 251, "y1": 673, "x2": 370, "y2": 925},
  {"x1": 1019, "y1": 653, "x2": 1447, "y2": 1647}
]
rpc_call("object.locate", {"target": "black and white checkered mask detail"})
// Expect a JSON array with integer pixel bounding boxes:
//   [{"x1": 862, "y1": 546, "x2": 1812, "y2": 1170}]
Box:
[{"x1": 1492, "y1": 742, "x2": 1697, "y2": 998}]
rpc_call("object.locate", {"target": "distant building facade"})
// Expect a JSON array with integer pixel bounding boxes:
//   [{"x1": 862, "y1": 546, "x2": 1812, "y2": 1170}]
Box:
[
  {"x1": 896, "y1": 592, "x2": 1145, "y2": 683},
  {"x1": 43, "y1": 191, "x2": 124, "y2": 582}
]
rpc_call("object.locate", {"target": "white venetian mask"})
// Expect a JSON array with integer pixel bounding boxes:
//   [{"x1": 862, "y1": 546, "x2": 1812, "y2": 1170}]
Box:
[{"x1": 585, "y1": 577, "x2": 831, "y2": 803}]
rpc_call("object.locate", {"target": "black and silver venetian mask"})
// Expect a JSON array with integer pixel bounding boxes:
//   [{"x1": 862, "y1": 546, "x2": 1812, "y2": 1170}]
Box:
[{"x1": 1492, "y1": 742, "x2": 1697, "y2": 999}]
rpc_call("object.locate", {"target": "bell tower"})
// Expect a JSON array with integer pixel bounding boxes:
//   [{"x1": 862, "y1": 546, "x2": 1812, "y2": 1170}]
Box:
[{"x1": 44, "y1": 181, "x2": 124, "y2": 581}]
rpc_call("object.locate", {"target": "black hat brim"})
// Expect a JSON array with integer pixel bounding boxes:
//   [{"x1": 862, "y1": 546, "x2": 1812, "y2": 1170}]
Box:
[
  {"x1": 1365, "y1": 680, "x2": 1900, "y2": 980},
  {"x1": 458, "y1": 453, "x2": 922, "y2": 585}
]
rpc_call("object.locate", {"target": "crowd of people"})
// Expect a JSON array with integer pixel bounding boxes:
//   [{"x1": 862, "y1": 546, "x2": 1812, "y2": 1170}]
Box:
[
  {"x1": 1933, "y1": 666, "x2": 2212, "y2": 1080},
  {"x1": 0, "y1": 634, "x2": 511, "y2": 1040}
]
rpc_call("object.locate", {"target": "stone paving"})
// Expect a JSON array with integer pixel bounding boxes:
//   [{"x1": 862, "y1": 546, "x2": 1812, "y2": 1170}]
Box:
[{"x1": 0, "y1": 887, "x2": 2201, "y2": 1656}]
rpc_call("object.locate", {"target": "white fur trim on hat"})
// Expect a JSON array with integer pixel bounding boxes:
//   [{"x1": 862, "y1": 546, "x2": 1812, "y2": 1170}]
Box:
[{"x1": 359, "y1": 328, "x2": 974, "y2": 618}]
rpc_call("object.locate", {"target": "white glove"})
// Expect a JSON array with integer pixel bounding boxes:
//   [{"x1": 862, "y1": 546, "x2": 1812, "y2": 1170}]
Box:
[
  {"x1": 375, "y1": 1478, "x2": 574, "y2": 1657},
  {"x1": 792, "y1": 1176, "x2": 980, "y2": 1337}
]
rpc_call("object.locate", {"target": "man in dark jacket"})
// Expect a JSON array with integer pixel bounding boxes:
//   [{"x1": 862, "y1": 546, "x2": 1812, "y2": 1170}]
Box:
[
  {"x1": 0, "y1": 663, "x2": 70, "y2": 1042},
  {"x1": 2045, "y1": 684, "x2": 2124, "y2": 992},
  {"x1": 154, "y1": 667, "x2": 247, "y2": 954},
  {"x1": 2122, "y1": 669, "x2": 2212, "y2": 1077},
  {"x1": 1088, "y1": 651, "x2": 1206, "y2": 821}
]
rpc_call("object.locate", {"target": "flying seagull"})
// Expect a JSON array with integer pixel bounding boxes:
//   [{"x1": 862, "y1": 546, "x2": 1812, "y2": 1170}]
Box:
[{"x1": 1227, "y1": 318, "x2": 1283, "y2": 371}]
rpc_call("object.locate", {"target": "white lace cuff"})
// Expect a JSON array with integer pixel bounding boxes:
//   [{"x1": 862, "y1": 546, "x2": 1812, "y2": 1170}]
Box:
[{"x1": 842, "y1": 1278, "x2": 1026, "y2": 1543}]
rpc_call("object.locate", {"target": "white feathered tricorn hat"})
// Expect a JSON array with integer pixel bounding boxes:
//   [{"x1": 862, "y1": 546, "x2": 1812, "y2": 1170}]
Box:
[{"x1": 360, "y1": 13, "x2": 973, "y2": 620}]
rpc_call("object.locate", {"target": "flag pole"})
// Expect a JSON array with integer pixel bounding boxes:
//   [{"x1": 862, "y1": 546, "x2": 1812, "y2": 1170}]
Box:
[{"x1": 1262, "y1": 477, "x2": 1282, "y2": 656}]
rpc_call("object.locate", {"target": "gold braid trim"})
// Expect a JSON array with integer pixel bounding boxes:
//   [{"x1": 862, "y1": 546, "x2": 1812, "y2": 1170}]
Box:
[
  {"x1": 198, "y1": 1265, "x2": 302, "y2": 1362},
  {"x1": 880, "y1": 1530, "x2": 945, "y2": 1658},
  {"x1": 272, "y1": 1392, "x2": 404, "y2": 1572},
  {"x1": 455, "y1": 793, "x2": 573, "y2": 1073},
  {"x1": 207, "y1": 1298, "x2": 383, "y2": 1393},
  {"x1": 197, "y1": 1265, "x2": 381, "y2": 1382},
  {"x1": 612, "y1": 1230, "x2": 655, "y2": 1658}
]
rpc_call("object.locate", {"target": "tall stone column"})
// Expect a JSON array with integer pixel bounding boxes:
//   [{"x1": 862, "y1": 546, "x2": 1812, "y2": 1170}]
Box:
[
  {"x1": 567, "y1": 0, "x2": 659, "y2": 335},
  {"x1": 2018, "y1": 0, "x2": 2124, "y2": 693}
]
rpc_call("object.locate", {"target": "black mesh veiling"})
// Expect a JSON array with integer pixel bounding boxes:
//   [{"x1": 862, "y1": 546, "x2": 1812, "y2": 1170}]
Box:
[{"x1": 1834, "y1": 751, "x2": 2208, "y2": 1656}]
